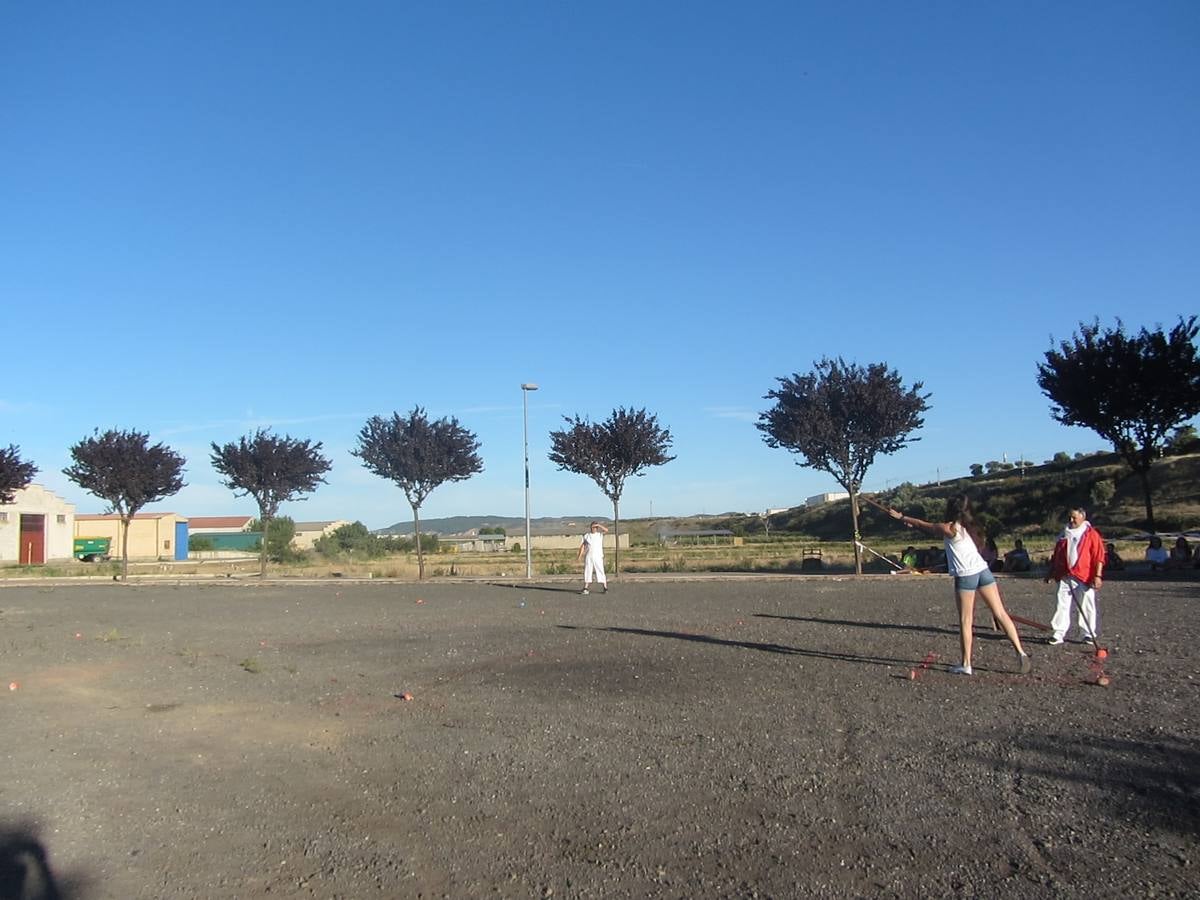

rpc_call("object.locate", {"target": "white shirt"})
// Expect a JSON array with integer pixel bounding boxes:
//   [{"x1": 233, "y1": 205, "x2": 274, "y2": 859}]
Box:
[
  {"x1": 582, "y1": 532, "x2": 605, "y2": 560},
  {"x1": 944, "y1": 523, "x2": 988, "y2": 577}
]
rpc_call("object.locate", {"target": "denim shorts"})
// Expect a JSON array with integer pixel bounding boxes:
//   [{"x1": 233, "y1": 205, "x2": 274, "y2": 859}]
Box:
[{"x1": 954, "y1": 568, "x2": 996, "y2": 592}]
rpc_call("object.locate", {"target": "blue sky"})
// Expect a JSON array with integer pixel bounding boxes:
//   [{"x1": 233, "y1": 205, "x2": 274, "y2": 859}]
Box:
[{"x1": 3, "y1": 2, "x2": 1197, "y2": 529}]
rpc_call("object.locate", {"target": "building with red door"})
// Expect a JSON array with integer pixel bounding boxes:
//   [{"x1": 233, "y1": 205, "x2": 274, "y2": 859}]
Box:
[{"x1": 0, "y1": 484, "x2": 76, "y2": 565}]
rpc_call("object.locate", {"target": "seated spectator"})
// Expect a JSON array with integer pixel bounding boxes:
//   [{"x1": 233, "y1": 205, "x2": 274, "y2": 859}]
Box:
[
  {"x1": 981, "y1": 536, "x2": 1002, "y2": 572},
  {"x1": 900, "y1": 546, "x2": 919, "y2": 569},
  {"x1": 1145, "y1": 536, "x2": 1169, "y2": 570},
  {"x1": 1168, "y1": 535, "x2": 1193, "y2": 570},
  {"x1": 1104, "y1": 542, "x2": 1125, "y2": 571},
  {"x1": 1004, "y1": 539, "x2": 1032, "y2": 572}
]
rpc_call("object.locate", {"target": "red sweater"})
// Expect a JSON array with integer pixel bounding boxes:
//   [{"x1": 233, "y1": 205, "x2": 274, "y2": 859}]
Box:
[{"x1": 1049, "y1": 523, "x2": 1106, "y2": 584}]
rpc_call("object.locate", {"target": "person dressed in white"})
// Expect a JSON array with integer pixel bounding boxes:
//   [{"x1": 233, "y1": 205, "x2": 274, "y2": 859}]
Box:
[{"x1": 577, "y1": 521, "x2": 609, "y2": 594}]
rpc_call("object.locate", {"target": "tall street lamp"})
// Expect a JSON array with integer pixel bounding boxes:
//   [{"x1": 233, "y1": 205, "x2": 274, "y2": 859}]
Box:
[{"x1": 521, "y1": 383, "x2": 539, "y2": 579}]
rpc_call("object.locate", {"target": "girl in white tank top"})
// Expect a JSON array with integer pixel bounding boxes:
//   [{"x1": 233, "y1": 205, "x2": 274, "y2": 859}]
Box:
[{"x1": 871, "y1": 493, "x2": 1031, "y2": 677}]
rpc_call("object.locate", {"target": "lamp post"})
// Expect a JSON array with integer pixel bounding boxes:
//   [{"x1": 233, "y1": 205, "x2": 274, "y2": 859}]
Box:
[{"x1": 521, "y1": 383, "x2": 539, "y2": 579}]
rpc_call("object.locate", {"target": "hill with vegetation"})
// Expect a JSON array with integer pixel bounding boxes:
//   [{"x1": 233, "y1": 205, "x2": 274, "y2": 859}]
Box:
[{"x1": 645, "y1": 450, "x2": 1200, "y2": 544}]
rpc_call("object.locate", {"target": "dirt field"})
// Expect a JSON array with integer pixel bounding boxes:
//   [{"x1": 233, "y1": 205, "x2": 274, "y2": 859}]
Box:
[{"x1": 1, "y1": 573, "x2": 1197, "y2": 899}]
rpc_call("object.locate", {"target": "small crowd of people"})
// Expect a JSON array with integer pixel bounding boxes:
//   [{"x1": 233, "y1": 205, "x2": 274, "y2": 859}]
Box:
[
  {"x1": 1144, "y1": 534, "x2": 1197, "y2": 571},
  {"x1": 899, "y1": 538, "x2": 1031, "y2": 573},
  {"x1": 895, "y1": 532, "x2": 1197, "y2": 577}
]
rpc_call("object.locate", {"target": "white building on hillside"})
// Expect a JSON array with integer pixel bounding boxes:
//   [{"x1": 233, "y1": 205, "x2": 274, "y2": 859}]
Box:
[{"x1": 806, "y1": 492, "x2": 849, "y2": 507}]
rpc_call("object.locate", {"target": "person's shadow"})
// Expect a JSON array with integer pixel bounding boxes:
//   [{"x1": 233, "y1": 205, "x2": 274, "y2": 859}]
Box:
[{"x1": 0, "y1": 822, "x2": 85, "y2": 900}]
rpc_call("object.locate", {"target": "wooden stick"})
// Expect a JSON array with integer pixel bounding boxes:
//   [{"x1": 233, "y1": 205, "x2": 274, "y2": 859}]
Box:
[
  {"x1": 860, "y1": 494, "x2": 893, "y2": 514},
  {"x1": 1009, "y1": 613, "x2": 1051, "y2": 632}
]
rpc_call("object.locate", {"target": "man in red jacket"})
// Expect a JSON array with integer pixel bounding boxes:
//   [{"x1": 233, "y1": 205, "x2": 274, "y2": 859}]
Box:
[{"x1": 1045, "y1": 506, "x2": 1106, "y2": 645}]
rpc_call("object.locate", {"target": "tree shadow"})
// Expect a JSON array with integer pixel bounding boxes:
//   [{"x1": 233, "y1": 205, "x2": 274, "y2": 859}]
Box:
[
  {"x1": 968, "y1": 731, "x2": 1200, "y2": 836},
  {"x1": 754, "y1": 612, "x2": 959, "y2": 638},
  {"x1": 558, "y1": 624, "x2": 916, "y2": 669},
  {"x1": 0, "y1": 821, "x2": 87, "y2": 900},
  {"x1": 487, "y1": 581, "x2": 581, "y2": 594}
]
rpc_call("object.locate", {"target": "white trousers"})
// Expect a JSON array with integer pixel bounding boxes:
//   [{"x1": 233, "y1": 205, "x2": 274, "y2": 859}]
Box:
[
  {"x1": 1051, "y1": 577, "x2": 1099, "y2": 640},
  {"x1": 584, "y1": 556, "x2": 606, "y2": 586}
]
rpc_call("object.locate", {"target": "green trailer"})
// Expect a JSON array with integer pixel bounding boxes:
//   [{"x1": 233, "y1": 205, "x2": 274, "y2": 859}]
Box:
[{"x1": 73, "y1": 537, "x2": 112, "y2": 562}]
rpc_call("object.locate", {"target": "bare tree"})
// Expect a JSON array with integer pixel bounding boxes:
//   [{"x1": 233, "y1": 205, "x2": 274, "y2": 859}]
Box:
[
  {"x1": 548, "y1": 407, "x2": 675, "y2": 576},
  {"x1": 758, "y1": 358, "x2": 929, "y2": 574},
  {"x1": 1037, "y1": 316, "x2": 1200, "y2": 532},
  {"x1": 210, "y1": 429, "x2": 332, "y2": 576},
  {"x1": 63, "y1": 429, "x2": 186, "y2": 581},
  {"x1": 353, "y1": 407, "x2": 483, "y2": 579},
  {"x1": 0, "y1": 445, "x2": 38, "y2": 504}
]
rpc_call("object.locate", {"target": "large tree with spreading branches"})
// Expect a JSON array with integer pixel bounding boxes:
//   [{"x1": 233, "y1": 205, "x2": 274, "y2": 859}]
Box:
[
  {"x1": 758, "y1": 358, "x2": 929, "y2": 574},
  {"x1": 63, "y1": 429, "x2": 187, "y2": 581},
  {"x1": 1037, "y1": 316, "x2": 1200, "y2": 532},
  {"x1": 210, "y1": 429, "x2": 332, "y2": 576},
  {"x1": 548, "y1": 407, "x2": 675, "y2": 576},
  {"x1": 352, "y1": 407, "x2": 483, "y2": 579},
  {"x1": 0, "y1": 445, "x2": 38, "y2": 504}
]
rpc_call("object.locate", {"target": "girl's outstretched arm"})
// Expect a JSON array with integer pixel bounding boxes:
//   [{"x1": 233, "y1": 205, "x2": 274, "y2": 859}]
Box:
[{"x1": 886, "y1": 507, "x2": 955, "y2": 539}]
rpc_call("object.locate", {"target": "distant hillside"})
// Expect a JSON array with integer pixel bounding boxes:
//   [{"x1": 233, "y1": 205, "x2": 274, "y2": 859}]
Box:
[
  {"x1": 375, "y1": 453, "x2": 1200, "y2": 542},
  {"x1": 377, "y1": 515, "x2": 607, "y2": 536},
  {"x1": 696, "y1": 451, "x2": 1200, "y2": 540}
]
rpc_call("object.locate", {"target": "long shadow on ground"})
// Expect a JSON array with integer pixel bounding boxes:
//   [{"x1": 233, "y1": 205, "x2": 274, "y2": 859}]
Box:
[
  {"x1": 755, "y1": 612, "x2": 959, "y2": 638},
  {"x1": 968, "y1": 730, "x2": 1200, "y2": 836},
  {"x1": 559, "y1": 624, "x2": 917, "y2": 669}
]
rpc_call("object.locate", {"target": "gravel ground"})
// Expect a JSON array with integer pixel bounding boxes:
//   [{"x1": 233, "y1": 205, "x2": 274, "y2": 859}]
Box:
[{"x1": 1, "y1": 572, "x2": 1197, "y2": 899}]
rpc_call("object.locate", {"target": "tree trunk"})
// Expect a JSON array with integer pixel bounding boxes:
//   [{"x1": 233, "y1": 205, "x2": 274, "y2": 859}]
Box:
[
  {"x1": 1138, "y1": 466, "x2": 1156, "y2": 533},
  {"x1": 412, "y1": 504, "x2": 424, "y2": 579},
  {"x1": 849, "y1": 489, "x2": 863, "y2": 575},
  {"x1": 259, "y1": 512, "x2": 270, "y2": 577},
  {"x1": 121, "y1": 514, "x2": 131, "y2": 583},
  {"x1": 612, "y1": 498, "x2": 620, "y2": 577}
]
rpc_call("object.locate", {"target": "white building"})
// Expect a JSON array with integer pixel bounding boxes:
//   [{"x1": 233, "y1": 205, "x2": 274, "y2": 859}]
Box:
[
  {"x1": 806, "y1": 492, "x2": 849, "y2": 507},
  {"x1": 293, "y1": 520, "x2": 352, "y2": 550},
  {"x1": 0, "y1": 484, "x2": 76, "y2": 565}
]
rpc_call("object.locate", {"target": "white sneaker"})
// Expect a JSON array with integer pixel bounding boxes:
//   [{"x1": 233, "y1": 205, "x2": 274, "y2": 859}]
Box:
[
  {"x1": 1018, "y1": 652, "x2": 1032, "y2": 674},
  {"x1": 949, "y1": 664, "x2": 973, "y2": 675},
  {"x1": 1048, "y1": 636, "x2": 1065, "y2": 645},
  {"x1": 580, "y1": 589, "x2": 589, "y2": 595}
]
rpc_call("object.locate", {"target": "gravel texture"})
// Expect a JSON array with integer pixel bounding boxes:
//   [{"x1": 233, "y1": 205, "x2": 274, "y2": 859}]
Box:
[{"x1": 1, "y1": 573, "x2": 1197, "y2": 899}]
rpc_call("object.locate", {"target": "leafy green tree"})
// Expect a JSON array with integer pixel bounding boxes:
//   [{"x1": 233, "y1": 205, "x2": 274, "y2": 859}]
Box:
[
  {"x1": 548, "y1": 407, "x2": 675, "y2": 576},
  {"x1": 1037, "y1": 316, "x2": 1200, "y2": 531},
  {"x1": 314, "y1": 521, "x2": 401, "y2": 559},
  {"x1": 210, "y1": 430, "x2": 332, "y2": 577},
  {"x1": 969, "y1": 463, "x2": 984, "y2": 477},
  {"x1": 0, "y1": 445, "x2": 37, "y2": 504},
  {"x1": 353, "y1": 407, "x2": 483, "y2": 579},
  {"x1": 1089, "y1": 478, "x2": 1116, "y2": 510},
  {"x1": 63, "y1": 429, "x2": 186, "y2": 581},
  {"x1": 1166, "y1": 425, "x2": 1200, "y2": 456},
  {"x1": 758, "y1": 358, "x2": 929, "y2": 575},
  {"x1": 247, "y1": 516, "x2": 300, "y2": 563},
  {"x1": 188, "y1": 535, "x2": 216, "y2": 552}
]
